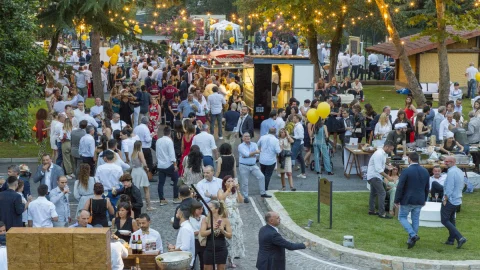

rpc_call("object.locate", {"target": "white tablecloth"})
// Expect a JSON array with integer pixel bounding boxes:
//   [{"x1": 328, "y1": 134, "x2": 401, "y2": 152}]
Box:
[
  {"x1": 343, "y1": 147, "x2": 371, "y2": 179},
  {"x1": 0, "y1": 247, "x2": 7, "y2": 270}
]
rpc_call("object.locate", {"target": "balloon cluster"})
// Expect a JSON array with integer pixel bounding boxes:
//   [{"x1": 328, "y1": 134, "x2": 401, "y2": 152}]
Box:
[
  {"x1": 105, "y1": 44, "x2": 122, "y2": 67},
  {"x1": 476, "y1": 72, "x2": 480, "y2": 81},
  {"x1": 306, "y1": 102, "x2": 331, "y2": 124}
]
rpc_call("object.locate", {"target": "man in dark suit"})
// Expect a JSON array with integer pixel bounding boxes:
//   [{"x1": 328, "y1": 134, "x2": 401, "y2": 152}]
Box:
[
  {"x1": 236, "y1": 106, "x2": 254, "y2": 139},
  {"x1": 172, "y1": 185, "x2": 194, "y2": 230},
  {"x1": 182, "y1": 65, "x2": 195, "y2": 88},
  {"x1": 0, "y1": 176, "x2": 25, "y2": 230},
  {"x1": 256, "y1": 211, "x2": 307, "y2": 270},
  {"x1": 33, "y1": 153, "x2": 64, "y2": 192},
  {"x1": 394, "y1": 152, "x2": 430, "y2": 249},
  {"x1": 71, "y1": 120, "x2": 87, "y2": 177}
]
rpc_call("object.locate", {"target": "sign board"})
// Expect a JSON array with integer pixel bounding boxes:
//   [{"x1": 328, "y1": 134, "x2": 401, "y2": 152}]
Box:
[{"x1": 317, "y1": 178, "x2": 333, "y2": 229}]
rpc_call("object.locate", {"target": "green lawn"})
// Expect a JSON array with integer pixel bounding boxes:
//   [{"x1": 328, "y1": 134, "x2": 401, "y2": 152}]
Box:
[
  {"x1": 0, "y1": 98, "x2": 95, "y2": 158},
  {"x1": 275, "y1": 191, "x2": 479, "y2": 260}
]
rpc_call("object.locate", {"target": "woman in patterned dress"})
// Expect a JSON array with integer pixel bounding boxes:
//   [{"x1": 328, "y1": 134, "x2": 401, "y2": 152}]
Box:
[
  {"x1": 217, "y1": 175, "x2": 245, "y2": 268},
  {"x1": 148, "y1": 96, "x2": 161, "y2": 141},
  {"x1": 34, "y1": 108, "x2": 49, "y2": 161},
  {"x1": 179, "y1": 120, "x2": 196, "y2": 175}
]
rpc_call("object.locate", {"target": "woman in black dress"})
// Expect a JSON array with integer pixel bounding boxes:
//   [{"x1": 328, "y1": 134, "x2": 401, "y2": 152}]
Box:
[
  {"x1": 200, "y1": 200, "x2": 232, "y2": 270},
  {"x1": 173, "y1": 120, "x2": 184, "y2": 166},
  {"x1": 119, "y1": 92, "x2": 133, "y2": 126},
  {"x1": 215, "y1": 143, "x2": 237, "y2": 180},
  {"x1": 84, "y1": 183, "x2": 115, "y2": 227},
  {"x1": 112, "y1": 202, "x2": 138, "y2": 242}
]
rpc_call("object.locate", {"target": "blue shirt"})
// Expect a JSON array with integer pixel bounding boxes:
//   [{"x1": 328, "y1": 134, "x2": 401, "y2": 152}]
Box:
[
  {"x1": 69, "y1": 222, "x2": 93, "y2": 228},
  {"x1": 425, "y1": 109, "x2": 435, "y2": 126},
  {"x1": 224, "y1": 110, "x2": 240, "y2": 132},
  {"x1": 257, "y1": 134, "x2": 281, "y2": 165},
  {"x1": 178, "y1": 100, "x2": 200, "y2": 118},
  {"x1": 260, "y1": 118, "x2": 277, "y2": 137},
  {"x1": 238, "y1": 142, "x2": 259, "y2": 165},
  {"x1": 444, "y1": 166, "x2": 464, "y2": 205}
]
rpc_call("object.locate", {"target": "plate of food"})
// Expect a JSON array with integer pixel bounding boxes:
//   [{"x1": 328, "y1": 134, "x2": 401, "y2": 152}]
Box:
[{"x1": 118, "y1": 230, "x2": 131, "y2": 235}]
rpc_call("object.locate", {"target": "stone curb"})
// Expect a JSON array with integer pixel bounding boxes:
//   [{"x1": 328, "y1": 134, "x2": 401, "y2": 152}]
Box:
[
  {"x1": 265, "y1": 191, "x2": 480, "y2": 270},
  {"x1": 0, "y1": 158, "x2": 37, "y2": 164}
]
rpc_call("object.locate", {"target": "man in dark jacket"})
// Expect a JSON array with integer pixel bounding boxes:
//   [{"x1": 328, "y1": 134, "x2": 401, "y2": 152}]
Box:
[
  {"x1": 115, "y1": 174, "x2": 144, "y2": 219},
  {"x1": 394, "y1": 152, "x2": 430, "y2": 249},
  {"x1": 256, "y1": 211, "x2": 307, "y2": 270},
  {"x1": 172, "y1": 185, "x2": 194, "y2": 230},
  {"x1": 0, "y1": 176, "x2": 25, "y2": 230},
  {"x1": 236, "y1": 106, "x2": 254, "y2": 139}
]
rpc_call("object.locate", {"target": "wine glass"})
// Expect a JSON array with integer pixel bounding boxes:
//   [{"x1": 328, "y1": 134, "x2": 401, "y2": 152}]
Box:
[
  {"x1": 435, "y1": 193, "x2": 439, "y2": 203},
  {"x1": 111, "y1": 224, "x2": 117, "y2": 234},
  {"x1": 103, "y1": 189, "x2": 109, "y2": 198}
]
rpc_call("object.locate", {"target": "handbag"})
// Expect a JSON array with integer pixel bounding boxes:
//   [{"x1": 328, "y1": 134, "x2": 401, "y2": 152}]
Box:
[
  {"x1": 281, "y1": 150, "x2": 292, "y2": 157},
  {"x1": 144, "y1": 167, "x2": 153, "y2": 180},
  {"x1": 198, "y1": 232, "x2": 207, "y2": 247},
  {"x1": 88, "y1": 198, "x2": 93, "y2": 223}
]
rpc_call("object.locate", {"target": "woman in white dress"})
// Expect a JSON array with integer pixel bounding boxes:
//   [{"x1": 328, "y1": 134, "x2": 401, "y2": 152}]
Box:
[
  {"x1": 271, "y1": 65, "x2": 281, "y2": 109},
  {"x1": 217, "y1": 175, "x2": 245, "y2": 268},
  {"x1": 278, "y1": 128, "x2": 296, "y2": 191},
  {"x1": 49, "y1": 112, "x2": 60, "y2": 162},
  {"x1": 130, "y1": 141, "x2": 154, "y2": 211},
  {"x1": 74, "y1": 164, "x2": 96, "y2": 214},
  {"x1": 374, "y1": 113, "x2": 392, "y2": 140}
]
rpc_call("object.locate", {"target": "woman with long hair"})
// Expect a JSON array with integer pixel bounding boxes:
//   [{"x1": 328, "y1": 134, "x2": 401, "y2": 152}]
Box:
[
  {"x1": 115, "y1": 66, "x2": 125, "y2": 86},
  {"x1": 200, "y1": 200, "x2": 232, "y2": 270},
  {"x1": 404, "y1": 96, "x2": 417, "y2": 142},
  {"x1": 415, "y1": 112, "x2": 431, "y2": 140},
  {"x1": 392, "y1": 110, "x2": 414, "y2": 143},
  {"x1": 148, "y1": 96, "x2": 161, "y2": 141},
  {"x1": 217, "y1": 176, "x2": 245, "y2": 268},
  {"x1": 34, "y1": 108, "x2": 49, "y2": 161},
  {"x1": 313, "y1": 118, "x2": 334, "y2": 175},
  {"x1": 179, "y1": 120, "x2": 196, "y2": 174},
  {"x1": 374, "y1": 113, "x2": 392, "y2": 140},
  {"x1": 83, "y1": 182, "x2": 115, "y2": 227},
  {"x1": 61, "y1": 118, "x2": 75, "y2": 179},
  {"x1": 103, "y1": 101, "x2": 114, "y2": 120},
  {"x1": 131, "y1": 141, "x2": 154, "y2": 210},
  {"x1": 352, "y1": 104, "x2": 365, "y2": 143},
  {"x1": 173, "y1": 120, "x2": 184, "y2": 166},
  {"x1": 473, "y1": 99, "x2": 480, "y2": 117},
  {"x1": 272, "y1": 65, "x2": 281, "y2": 108},
  {"x1": 112, "y1": 202, "x2": 139, "y2": 242},
  {"x1": 181, "y1": 145, "x2": 204, "y2": 185},
  {"x1": 110, "y1": 86, "x2": 121, "y2": 114},
  {"x1": 49, "y1": 111, "x2": 60, "y2": 162},
  {"x1": 387, "y1": 166, "x2": 400, "y2": 216},
  {"x1": 190, "y1": 201, "x2": 206, "y2": 270},
  {"x1": 314, "y1": 78, "x2": 326, "y2": 101},
  {"x1": 73, "y1": 164, "x2": 95, "y2": 215},
  {"x1": 102, "y1": 119, "x2": 113, "y2": 140},
  {"x1": 119, "y1": 92, "x2": 133, "y2": 126},
  {"x1": 215, "y1": 143, "x2": 236, "y2": 179},
  {"x1": 364, "y1": 103, "x2": 377, "y2": 142},
  {"x1": 278, "y1": 128, "x2": 296, "y2": 191}
]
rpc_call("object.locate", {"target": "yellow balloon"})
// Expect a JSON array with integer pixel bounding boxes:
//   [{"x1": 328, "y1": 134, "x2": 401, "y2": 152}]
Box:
[
  {"x1": 267, "y1": 31, "x2": 273, "y2": 37},
  {"x1": 263, "y1": 22, "x2": 268, "y2": 28},
  {"x1": 104, "y1": 62, "x2": 109, "y2": 68},
  {"x1": 123, "y1": 21, "x2": 129, "y2": 27},
  {"x1": 113, "y1": 44, "x2": 121, "y2": 54},
  {"x1": 306, "y1": 109, "x2": 320, "y2": 124},
  {"x1": 226, "y1": 24, "x2": 233, "y2": 31},
  {"x1": 229, "y1": 37, "x2": 235, "y2": 43},
  {"x1": 106, "y1": 48, "x2": 113, "y2": 57},
  {"x1": 110, "y1": 58, "x2": 118, "y2": 65},
  {"x1": 476, "y1": 72, "x2": 480, "y2": 81},
  {"x1": 268, "y1": 43, "x2": 273, "y2": 48},
  {"x1": 316, "y1": 102, "x2": 331, "y2": 118},
  {"x1": 134, "y1": 24, "x2": 140, "y2": 30},
  {"x1": 247, "y1": 25, "x2": 251, "y2": 30},
  {"x1": 183, "y1": 33, "x2": 188, "y2": 39},
  {"x1": 266, "y1": 37, "x2": 271, "y2": 43},
  {"x1": 110, "y1": 53, "x2": 118, "y2": 63},
  {"x1": 81, "y1": 35, "x2": 88, "y2": 41},
  {"x1": 138, "y1": 29, "x2": 142, "y2": 34}
]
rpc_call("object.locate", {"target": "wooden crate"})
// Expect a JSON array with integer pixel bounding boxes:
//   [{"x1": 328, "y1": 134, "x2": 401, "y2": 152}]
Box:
[{"x1": 7, "y1": 228, "x2": 111, "y2": 269}]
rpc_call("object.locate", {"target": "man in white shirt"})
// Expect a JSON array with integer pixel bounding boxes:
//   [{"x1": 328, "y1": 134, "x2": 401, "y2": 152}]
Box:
[
  {"x1": 207, "y1": 86, "x2": 227, "y2": 139},
  {"x1": 138, "y1": 66, "x2": 149, "y2": 82},
  {"x1": 275, "y1": 109, "x2": 286, "y2": 136},
  {"x1": 49, "y1": 176, "x2": 71, "y2": 227},
  {"x1": 340, "y1": 52, "x2": 350, "y2": 79},
  {"x1": 350, "y1": 52, "x2": 360, "y2": 79},
  {"x1": 257, "y1": 128, "x2": 281, "y2": 191},
  {"x1": 69, "y1": 209, "x2": 93, "y2": 228},
  {"x1": 465, "y1": 62, "x2": 478, "y2": 98},
  {"x1": 196, "y1": 166, "x2": 223, "y2": 204},
  {"x1": 95, "y1": 151, "x2": 123, "y2": 212},
  {"x1": 27, "y1": 184, "x2": 59, "y2": 227},
  {"x1": 111, "y1": 234, "x2": 129, "y2": 270},
  {"x1": 291, "y1": 115, "x2": 306, "y2": 178},
  {"x1": 192, "y1": 124, "x2": 218, "y2": 168},
  {"x1": 358, "y1": 52, "x2": 366, "y2": 79},
  {"x1": 80, "y1": 108, "x2": 99, "y2": 128},
  {"x1": 168, "y1": 208, "x2": 195, "y2": 267},
  {"x1": 74, "y1": 101, "x2": 86, "y2": 119},
  {"x1": 429, "y1": 165, "x2": 447, "y2": 200},
  {"x1": 120, "y1": 129, "x2": 139, "y2": 163},
  {"x1": 79, "y1": 126, "x2": 97, "y2": 174},
  {"x1": 438, "y1": 113, "x2": 456, "y2": 141},
  {"x1": 90, "y1": 97, "x2": 104, "y2": 125},
  {"x1": 53, "y1": 114, "x2": 66, "y2": 166},
  {"x1": 366, "y1": 141, "x2": 395, "y2": 219},
  {"x1": 130, "y1": 213, "x2": 163, "y2": 254},
  {"x1": 367, "y1": 52, "x2": 379, "y2": 80},
  {"x1": 156, "y1": 126, "x2": 180, "y2": 205},
  {"x1": 97, "y1": 139, "x2": 131, "y2": 171},
  {"x1": 204, "y1": 78, "x2": 216, "y2": 98},
  {"x1": 133, "y1": 117, "x2": 154, "y2": 173},
  {"x1": 110, "y1": 113, "x2": 127, "y2": 132}
]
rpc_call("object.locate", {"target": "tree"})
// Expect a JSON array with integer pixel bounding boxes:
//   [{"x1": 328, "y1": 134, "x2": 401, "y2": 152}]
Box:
[
  {"x1": 373, "y1": 0, "x2": 426, "y2": 106},
  {"x1": 0, "y1": 0, "x2": 48, "y2": 141}
]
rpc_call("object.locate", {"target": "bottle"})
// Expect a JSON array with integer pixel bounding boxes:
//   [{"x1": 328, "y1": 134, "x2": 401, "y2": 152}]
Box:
[
  {"x1": 135, "y1": 257, "x2": 141, "y2": 270},
  {"x1": 136, "y1": 235, "x2": 143, "y2": 254},
  {"x1": 131, "y1": 235, "x2": 137, "y2": 254}
]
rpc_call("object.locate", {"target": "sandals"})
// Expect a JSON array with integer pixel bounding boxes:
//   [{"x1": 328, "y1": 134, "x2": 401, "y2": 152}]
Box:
[
  {"x1": 281, "y1": 186, "x2": 286, "y2": 191},
  {"x1": 290, "y1": 187, "x2": 297, "y2": 191}
]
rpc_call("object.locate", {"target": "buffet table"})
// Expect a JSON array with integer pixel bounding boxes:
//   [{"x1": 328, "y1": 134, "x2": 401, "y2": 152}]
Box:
[
  {"x1": 123, "y1": 251, "x2": 160, "y2": 270},
  {"x1": 343, "y1": 146, "x2": 373, "y2": 179}
]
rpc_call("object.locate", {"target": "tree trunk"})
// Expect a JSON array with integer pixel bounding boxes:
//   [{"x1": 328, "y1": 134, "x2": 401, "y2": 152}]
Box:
[
  {"x1": 307, "y1": 24, "x2": 320, "y2": 82},
  {"x1": 374, "y1": 0, "x2": 426, "y2": 107},
  {"x1": 436, "y1": 0, "x2": 450, "y2": 106},
  {"x1": 328, "y1": 8, "x2": 346, "y2": 81},
  {"x1": 48, "y1": 30, "x2": 61, "y2": 59},
  {"x1": 91, "y1": 30, "x2": 104, "y2": 102}
]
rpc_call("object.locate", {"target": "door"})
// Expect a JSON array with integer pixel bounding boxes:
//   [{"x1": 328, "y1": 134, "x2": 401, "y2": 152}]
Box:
[{"x1": 293, "y1": 64, "x2": 314, "y2": 103}]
